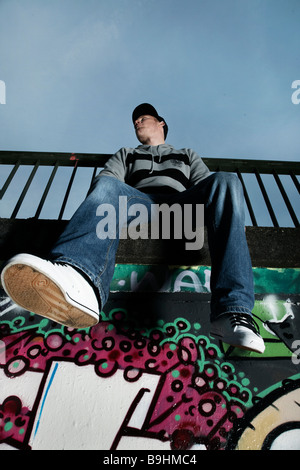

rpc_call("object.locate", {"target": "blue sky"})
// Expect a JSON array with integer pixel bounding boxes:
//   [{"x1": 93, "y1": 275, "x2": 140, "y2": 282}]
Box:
[{"x1": 0, "y1": 0, "x2": 299, "y2": 161}]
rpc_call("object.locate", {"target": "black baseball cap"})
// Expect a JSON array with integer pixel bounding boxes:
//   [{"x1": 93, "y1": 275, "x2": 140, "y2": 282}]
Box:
[{"x1": 132, "y1": 103, "x2": 168, "y2": 138}]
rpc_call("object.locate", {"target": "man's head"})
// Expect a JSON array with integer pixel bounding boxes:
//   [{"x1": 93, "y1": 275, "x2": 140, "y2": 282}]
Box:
[{"x1": 132, "y1": 103, "x2": 168, "y2": 145}]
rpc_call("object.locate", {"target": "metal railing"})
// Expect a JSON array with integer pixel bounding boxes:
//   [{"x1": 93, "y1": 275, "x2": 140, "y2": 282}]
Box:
[{"x1": 0, "y1": 150, "x2": 299, "y2": 227}]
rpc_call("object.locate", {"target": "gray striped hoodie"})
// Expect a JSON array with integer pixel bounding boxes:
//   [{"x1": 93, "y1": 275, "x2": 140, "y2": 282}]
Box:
[{"x1": 100, "y1": 144, "x2": 210, "y2": 193}]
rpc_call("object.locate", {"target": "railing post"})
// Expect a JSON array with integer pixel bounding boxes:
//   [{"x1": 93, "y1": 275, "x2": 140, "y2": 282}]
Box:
[
  {"x1": 273, "y1": 171, "x2": 299, "y2": 228},
  {"x1": 254, "y1": 169, "x2": 279, "y2": 227},
  {"x1": 34, "y1": 161, "x2": 59, "y2": 219},
  {"x1": 11, "y1": 161, "x2": 40, "y2": 219}
]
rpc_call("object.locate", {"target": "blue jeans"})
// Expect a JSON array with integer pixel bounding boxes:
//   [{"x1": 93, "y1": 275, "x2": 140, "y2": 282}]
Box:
[{"x1": 50, "y1": 173, "x2": 254, "y2": 320}]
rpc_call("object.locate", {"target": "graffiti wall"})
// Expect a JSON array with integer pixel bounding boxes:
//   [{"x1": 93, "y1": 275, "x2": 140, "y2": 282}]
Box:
[{"x1": 0, "y1": 264, "x2": 299, "y2": 451}]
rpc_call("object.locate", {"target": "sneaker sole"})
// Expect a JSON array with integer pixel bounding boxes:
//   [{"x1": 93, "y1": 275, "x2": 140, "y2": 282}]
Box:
[
  {"x1": 2, "y1": 263, "x2": 99, "y2": 329},
  {"x1": 210, "y1": 331, "x2": 265, "y2": 354}
]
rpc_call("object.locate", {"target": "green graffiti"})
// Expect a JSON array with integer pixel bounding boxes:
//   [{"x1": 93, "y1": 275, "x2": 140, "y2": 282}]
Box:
[
  {"x1": 253, "y1": 267, "x2": 300, "y2": 295},
  {"x1": 111, "y1": 264, "x2": 300, "y2": 295}
]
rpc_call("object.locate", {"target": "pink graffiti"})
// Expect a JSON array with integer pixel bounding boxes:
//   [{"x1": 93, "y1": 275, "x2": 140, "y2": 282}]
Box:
[
  {"x1": 0, "y1": 396, "x2": 31, "y2": 449},
  {"x1": 0, "y1": 313, "x2": 250, "y2": 450}
]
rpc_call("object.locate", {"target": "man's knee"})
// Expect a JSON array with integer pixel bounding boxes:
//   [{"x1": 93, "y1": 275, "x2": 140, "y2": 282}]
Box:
[
  {"x1": 212, "y1": 171, "x2": 243, "y2": 194},
  {"x1": 213, "y1": 171, "x2": 239, "y2": 184},
  {"x1": 88, "y1": 174, "x2": 121, "y2": 197}
]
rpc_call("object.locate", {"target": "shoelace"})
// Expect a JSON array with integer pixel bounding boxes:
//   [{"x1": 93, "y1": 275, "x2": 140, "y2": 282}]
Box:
[{"x1": 229, "y1": 313, "x2": 261, "y2": 336}]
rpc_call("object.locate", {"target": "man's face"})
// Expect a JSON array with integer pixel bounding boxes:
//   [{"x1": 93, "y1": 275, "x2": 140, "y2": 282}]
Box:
[{"x1": 134, "y1": 114, "x2": 165, "y2": 144}]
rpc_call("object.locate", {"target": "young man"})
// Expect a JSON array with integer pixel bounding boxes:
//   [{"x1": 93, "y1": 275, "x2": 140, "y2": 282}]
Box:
[{"x1": 1, "y1": 103, "x2": 265, "y2": 353}]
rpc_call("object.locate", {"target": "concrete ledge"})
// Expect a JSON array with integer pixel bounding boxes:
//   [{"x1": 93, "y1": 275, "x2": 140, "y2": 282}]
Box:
[{"x1": 0, "y1": 218, "x2": 299, "y2": 268}]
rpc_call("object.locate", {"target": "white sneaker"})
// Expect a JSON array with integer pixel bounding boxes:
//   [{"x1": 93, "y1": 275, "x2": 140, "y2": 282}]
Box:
[
  {"x1": 210, "y1": 312, "x2": 265, "y2": 353},
  {"x1": 1, "y1": 253, "x2": 100, "y2": 328}
]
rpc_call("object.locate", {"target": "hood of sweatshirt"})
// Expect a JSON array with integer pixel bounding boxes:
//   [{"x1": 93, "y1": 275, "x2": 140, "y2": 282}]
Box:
[{"x1": 136, "y1": 144, "x2": 174, "y2": 173}]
